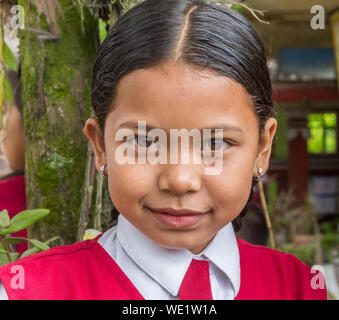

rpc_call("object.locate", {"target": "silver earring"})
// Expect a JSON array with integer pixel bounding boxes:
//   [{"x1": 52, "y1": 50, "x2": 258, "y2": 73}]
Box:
[
  {"x1": 100, "y1": 164, "x2": 107, "y2": 177},
  {"x1": 254, "y1": 168, "x2": 264, "y2": 181}
]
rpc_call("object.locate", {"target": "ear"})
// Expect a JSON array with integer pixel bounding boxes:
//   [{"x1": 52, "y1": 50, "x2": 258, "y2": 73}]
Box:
[
  {"x1": 253, "y1": 117, "x2": 278, "y2": 177},
  {"x1": 83, "y1": 118, "x2": 106, "y2": 172}
]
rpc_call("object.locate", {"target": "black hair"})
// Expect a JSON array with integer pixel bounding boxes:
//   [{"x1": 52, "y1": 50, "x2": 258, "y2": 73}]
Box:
[{"x1": 92, "y1": 0, "x2": 275, "y2": 232}]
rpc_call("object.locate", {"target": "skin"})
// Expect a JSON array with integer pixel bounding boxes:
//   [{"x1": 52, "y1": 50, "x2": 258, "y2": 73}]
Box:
[
  {"x1": 84, "y1": 61, "x2": 277, "y2": 254},
  {"x1": 1, "y1": 103, "x2": 25, "y2": 172}
]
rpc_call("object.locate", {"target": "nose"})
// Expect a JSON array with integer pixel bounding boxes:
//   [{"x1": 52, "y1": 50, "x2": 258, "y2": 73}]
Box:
[{"x1": 158, "y1": 165, "x2": 202, "y2": 196}]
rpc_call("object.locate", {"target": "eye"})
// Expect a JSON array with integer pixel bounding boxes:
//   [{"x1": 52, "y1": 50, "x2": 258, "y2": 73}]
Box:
[
  {"x1": 126, "y1": 135, "x2": 157, "y2": 148},
  {"x1": 202, "y1": 138, "x2": 230, "y2": 152}
]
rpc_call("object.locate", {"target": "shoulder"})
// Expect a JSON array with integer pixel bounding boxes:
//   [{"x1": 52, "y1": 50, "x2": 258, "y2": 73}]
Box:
[
  {"x1": 237, "y1": 237, "x2": 314, "y2": 274},
  {"x1": 0, "y1": 234, "x2": 143, "y2": 300},
  {"x1": 237, "y1": 237, "x2": 308, "y2": 265},
  {"x1": 236, "y1": 238, "x2": 327, "y2": 299},
  {"x1": 0, "y1": 235, "x2": 105, "y2": 300},
  {"x1": 0, "y1": 235, "x2": 100, "y2": 275}
]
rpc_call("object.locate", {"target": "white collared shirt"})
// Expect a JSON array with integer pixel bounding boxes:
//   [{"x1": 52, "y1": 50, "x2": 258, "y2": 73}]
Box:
[
  {"x1": 98, "y1": 214, "x2": 240, "y2": 300},
  {"x1": 0, "y1": 214, "x2": 241, "y2": 300}
]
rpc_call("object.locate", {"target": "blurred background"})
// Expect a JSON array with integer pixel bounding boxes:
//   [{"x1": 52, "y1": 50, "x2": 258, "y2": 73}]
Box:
[
  {"x1": 0, "y1": 0, "x2": 338, "y2": 299},
  {"x1": 237, "y1": 0, "x2": 339, "y2": 300}
]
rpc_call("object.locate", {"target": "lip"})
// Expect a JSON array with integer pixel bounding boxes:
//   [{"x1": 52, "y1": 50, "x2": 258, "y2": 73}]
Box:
[
  {"x1": 148, "y1": 207, "x2": 209, "y2": 215},
  {"x1": 146, "y1": 206, "x2": 211, "y2": 228}
]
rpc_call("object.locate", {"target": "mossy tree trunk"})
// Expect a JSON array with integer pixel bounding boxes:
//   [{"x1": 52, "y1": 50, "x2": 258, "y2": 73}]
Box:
[{"x1": 19, "y1": 0, "x2": 99, "y2": 244}]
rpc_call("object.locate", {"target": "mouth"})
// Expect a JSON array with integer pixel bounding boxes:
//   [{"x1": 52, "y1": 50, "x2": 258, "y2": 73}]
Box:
[{"x1": 145, "y1": 206, "x2": 212, "y2": 228}]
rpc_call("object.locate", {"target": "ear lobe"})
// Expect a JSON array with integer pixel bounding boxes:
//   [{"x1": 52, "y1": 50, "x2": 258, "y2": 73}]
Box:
[
  {"x1": 83, "y1": 118, "x2": 106, "y2": 171},
  {"x1": 255, "y1": 117, "x2": 277, "y2": 173}
]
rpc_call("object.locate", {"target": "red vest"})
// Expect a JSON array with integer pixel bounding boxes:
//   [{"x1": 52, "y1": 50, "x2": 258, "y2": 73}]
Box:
[
  {"x1": 0, "y1": 174, "x2": 27, "y2": 254},
  {"x1": 0, "y1": 235, "x2": 327, "y2": 300}
]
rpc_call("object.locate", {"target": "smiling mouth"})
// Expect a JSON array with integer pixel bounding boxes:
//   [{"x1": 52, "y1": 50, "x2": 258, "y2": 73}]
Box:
[
  {"x1": 147, "y1": 207, "x2": 211, "y2": 215},
  {"x1": 145, "y1": 206, "x2": 212, "y2": 228}
]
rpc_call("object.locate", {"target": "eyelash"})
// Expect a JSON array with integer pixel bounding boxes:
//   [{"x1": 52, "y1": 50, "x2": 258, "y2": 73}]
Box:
[{"x1": 125, "y1": 135, "x2": 233, "y2": 152}]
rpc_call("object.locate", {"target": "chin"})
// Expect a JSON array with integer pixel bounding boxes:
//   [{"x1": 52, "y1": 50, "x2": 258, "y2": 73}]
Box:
[{"x1": 150, "y1": 235, "x2": 202, "y2": 251}]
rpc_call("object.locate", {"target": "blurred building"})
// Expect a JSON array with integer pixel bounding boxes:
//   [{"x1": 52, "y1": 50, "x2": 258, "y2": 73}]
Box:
[{"x1": 248, "y1": 0, "x2": 339, "y2": 223}]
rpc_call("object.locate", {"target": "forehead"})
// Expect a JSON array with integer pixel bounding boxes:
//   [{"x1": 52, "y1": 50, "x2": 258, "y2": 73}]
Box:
[{"x1": 107, "y1": 62, "x2": 258, "y2": 132}]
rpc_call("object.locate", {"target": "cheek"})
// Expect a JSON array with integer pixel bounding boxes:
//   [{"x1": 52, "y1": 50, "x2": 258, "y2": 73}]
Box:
[
  {"x1": 209, "y1": 173, "x2": 251, "y2": 209},
  {"x1": 208, "y1": 148, "x2": 256, "y2": 217},
  {"x1": 104, "y1": 139, "x2": 157, "y2": 211},
  {"x1": 107, "y1": 158, "x2": 155, "y2": 210}
]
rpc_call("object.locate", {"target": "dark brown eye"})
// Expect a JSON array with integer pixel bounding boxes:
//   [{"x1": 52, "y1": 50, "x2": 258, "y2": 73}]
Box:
[
  {"x1": 127, "y1": 135, "x2": 156, "y2": 148},
  {"x1": 202, "y1": 138, "x2": 229, "y2": 152}
]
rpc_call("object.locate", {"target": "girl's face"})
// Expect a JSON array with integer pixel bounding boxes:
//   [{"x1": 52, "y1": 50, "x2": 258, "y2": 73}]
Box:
[{"x1": 85, "y1": 62, "x2": 277, "y2": 254}]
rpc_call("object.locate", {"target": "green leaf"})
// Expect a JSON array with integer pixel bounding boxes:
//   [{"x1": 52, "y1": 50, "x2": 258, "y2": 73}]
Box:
[
  {"x1": 0, "y1": 209, "x2": 50, "y2": 235},
  {"x1": 98, "y1": 18, "x2": 107, "y2": 43},
  {"x1": 10, "y1": 252, "x2": 19, "y2": 261},
  {"x1": 3, "y1": 42, "x2": 18, "y2": 72},
  {"x1": 1, "y1": 237, "x2": 29, "y2": 245},
  {"x1": 10, "y1": 209, "x2": 50, "y2": 225},
  {"x1": 20, "y1": 247, "x2": 40, "y2": 259},
  {"x1": 231, "y1": 4, "x2": 245, "y2": 14},
  {"x1": 45, "y1": 236, "x2": 61, "y2": 245},
  {"x1": 0, "y1": 254, "x2": 9, "y2": 267},
  {"x1": 4, "y1": 77, "x2": 14, "y2": 104},
  {"x1": 19, "y1": 237, "x2": 57, "y2": 259},
  {"x1": 0, "y1": 210, "x2": 10, "y2": 228},
  {"x1": 29, "y1": 239, "x2": 50, "y2": 251},
  {"x1": 0, "y1": 248, "x2": 8, "y2": 254}
]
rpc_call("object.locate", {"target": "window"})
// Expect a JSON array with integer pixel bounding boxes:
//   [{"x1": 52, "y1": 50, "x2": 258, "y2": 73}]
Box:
[{"x1": 307, "y1": 113, "x2": 337, "y2": 154}]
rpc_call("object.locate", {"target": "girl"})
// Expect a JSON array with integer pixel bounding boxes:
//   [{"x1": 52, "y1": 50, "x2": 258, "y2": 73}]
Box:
[{"x1": 0, "y1": 0, "x2": 326, "y2": 299}]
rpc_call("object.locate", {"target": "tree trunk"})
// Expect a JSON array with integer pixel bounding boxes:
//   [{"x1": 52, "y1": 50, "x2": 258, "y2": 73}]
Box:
[{"x1": 19, "y1": 0, "x2": 98, "y2": 244}]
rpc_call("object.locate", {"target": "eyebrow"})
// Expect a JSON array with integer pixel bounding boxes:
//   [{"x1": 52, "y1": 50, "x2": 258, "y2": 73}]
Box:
[{"x1": 117, "y1": 121, "x2": 245, "y2": 134}]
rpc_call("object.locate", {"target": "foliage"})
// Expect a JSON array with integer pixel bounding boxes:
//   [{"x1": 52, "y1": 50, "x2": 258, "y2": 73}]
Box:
[
  {"x1": 207, "y1": 0, "x2": 269, "y2": 23},
  {"x1": 279, "y1": 242, "x2": 318, "y2": 267},
  {"x1": 18, "y1": 0, "x2": 99, "y2": 244},
  {"x1": 0, "y1": 33, "x2": 18, "y2": 126},
  {"x1": 81, "y1": 0, "x2": 269, "y2": 43},
  {"x1": 3, "y1": 41, "x2": 17, "y2": 72},
  {"x1": 319, "y1": 219, "x2": 339, "y2": 262},
  {"x1": 278, "y1": 233, "x2": 339, "y2": 266},
  {"x1": 98, "y1": 18, "x2": 107, "y2": 43},
  {"x1": 0, "y1": 209, "x2": 62, "y2": 266},
  {"x1": 0, "y1": 8, "x2": 18, "y2": 128},
  {"x1": 268, "y1": 187, "x2": 339, "y2": 265},
  {"x1": 269, "y1": 188, "x2": 308, "y2": 244}
]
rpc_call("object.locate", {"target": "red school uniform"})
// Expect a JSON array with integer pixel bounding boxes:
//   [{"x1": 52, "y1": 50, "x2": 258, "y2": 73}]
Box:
[
  {"x1": 0, "y1": 172, "x2": 28, "y2": 254},
  {"x1": 0, "y1": 235, "x2": 326, "y2": 300}
]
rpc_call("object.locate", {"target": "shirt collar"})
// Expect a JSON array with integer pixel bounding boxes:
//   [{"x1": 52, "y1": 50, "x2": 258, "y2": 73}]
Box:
[{"x1": 117, "y1": 214, "x2": 240, "y2": 297}]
